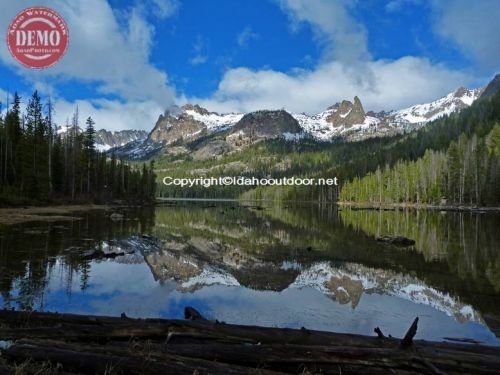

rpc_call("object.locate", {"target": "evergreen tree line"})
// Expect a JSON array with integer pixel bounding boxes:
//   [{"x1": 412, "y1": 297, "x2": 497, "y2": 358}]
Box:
[
  {"x1": 340, "y1": 125, "x2": 500, "y2": 206},
  {"x1": 0, "y1": 91, "x2": 156, "y2": 205}
]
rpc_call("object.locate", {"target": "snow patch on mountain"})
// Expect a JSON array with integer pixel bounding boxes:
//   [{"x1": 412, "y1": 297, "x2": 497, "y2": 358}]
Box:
[
  {"x1": 282, "y1": 132, "x2": 306, "y2": 141},
  {"x1": 108, "y1": 139, "x2": 164, "y2": 160},
  {"x1": 56, "y1": 125, "x2": 73, "y2": 135},
  {"x1": 293, "y1": 110, "x2": 381, "y2": 141},
  {"x1": 96, "y1": 144, "x2": 112, "y2": 152},
  {"x1": 181, "y1": 266, "x2": 240, "y2": 289},
  {"x1": 184, "y1": 110, "x2": 244, "y2": 131}
]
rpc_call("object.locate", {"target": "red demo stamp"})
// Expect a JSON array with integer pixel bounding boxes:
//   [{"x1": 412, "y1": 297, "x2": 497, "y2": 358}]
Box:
[{"x1": 7, "y1": 6, "x2": 69, "y2": 69}]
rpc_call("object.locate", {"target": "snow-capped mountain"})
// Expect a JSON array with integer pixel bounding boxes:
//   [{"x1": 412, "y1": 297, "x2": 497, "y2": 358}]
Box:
[
  {"x1": 55, "y1": 125, "x2": 148, "y2": 152},
  {"x1": 292, "y1": 87, "x2": 482, "y2": 141},
  {"x1": 95, "y1": 129, "x2": 148, "y2": 152},
  {"x1": 107, "y1": 75, "x2": 500, "y2": 159},
  {"x1": 148, "y1": 104, "x2": 244, "y2": 145},
  {"x1": 152, "y1": 86, "x2": 484, "y2": 145},
  {"x1": 55, "y1": 75, "x2": 500, "y2": 160},
  {"x1": 182, "y1": 104, "x2": 244, "y2": 131},
  {"x1": 293, "y1": 96, "x2": 382, "y2": 141},
  {"x1": 388, "y1": 87, "x2": 482, "y2": 124}
]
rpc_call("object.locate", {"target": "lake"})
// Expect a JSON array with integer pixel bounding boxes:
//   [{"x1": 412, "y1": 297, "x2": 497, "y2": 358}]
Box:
[{"x1": 1, "y1": 202, "x2": 499, "y2": 346}]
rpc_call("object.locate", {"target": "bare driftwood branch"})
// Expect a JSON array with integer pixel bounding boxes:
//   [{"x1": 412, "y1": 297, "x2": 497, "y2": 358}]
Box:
[
  {"x1": 184, "y1": 306, "x2": 207, "y2": 321},
  {"x1": 400, "y1": 317, "x2": 419, "y2": 348},
  {"x1": 374, "y1": 327, "x2": 386, "y2": 339}
]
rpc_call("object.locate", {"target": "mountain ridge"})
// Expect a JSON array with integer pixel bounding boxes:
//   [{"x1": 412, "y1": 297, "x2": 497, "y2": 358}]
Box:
[
  {"x1": 55, "y1": 126, "x2": 148, "y2": 152},
  {"x1": 110, "y1": 74, "x2": 498, "y2": 159}
]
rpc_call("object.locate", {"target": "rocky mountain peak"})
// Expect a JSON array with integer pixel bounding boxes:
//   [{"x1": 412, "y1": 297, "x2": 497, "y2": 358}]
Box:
[
  {"x1": 231, "y1": 109, "x2": 302, "y2": 138},
  {"x1": 95, "y1": 129, "x2": 148, "y2": 151},
  {"x1": 453, "y1": 87, "x2": 469, "y2": 98},
  {"x1": 181, "y1": 104, "x2": 211, "y2": 115},
  {"x1": 327, "y1": 102, "x2": 340, "y2": 111},
  {"x1": 161, "y1": 105, "x2": 182, "y2": 118},
  {"x1": 326, "y1": 96, "x2": 366, "y2": 128},
  {"x1": 338, "y1": 100, "x2": 354, "y2": 115},
  {"x1": 149, "y1": 109, "x2": 206, "y2": 145},
  {"x1": 480, "y1": 73, "x2": 500, "y2": 99}
]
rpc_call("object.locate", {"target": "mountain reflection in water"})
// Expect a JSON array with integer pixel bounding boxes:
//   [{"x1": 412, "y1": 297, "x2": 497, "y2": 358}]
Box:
[{"x1": 0, "y1": 202, "x2": 499, "y2": 345}]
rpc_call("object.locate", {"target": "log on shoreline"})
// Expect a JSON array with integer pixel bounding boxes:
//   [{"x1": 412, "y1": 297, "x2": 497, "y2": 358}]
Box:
[{"x1": 1, "y1": 309, "x2": 500, "y2": 374}]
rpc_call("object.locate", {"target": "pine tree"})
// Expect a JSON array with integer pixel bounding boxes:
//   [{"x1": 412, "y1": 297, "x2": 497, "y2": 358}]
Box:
[
  {"x1": 25, "y1": 91, "x2": 45, "y2": 197},
  {"x1": 2, "y1": 93, "x2": 22, "y2": 187},
  {"x1": 83, "y1": 117, "x2": 96, "y2": 195},
  {"x1": 46, "y1": 97, "x2": 55, "y2": 195}
]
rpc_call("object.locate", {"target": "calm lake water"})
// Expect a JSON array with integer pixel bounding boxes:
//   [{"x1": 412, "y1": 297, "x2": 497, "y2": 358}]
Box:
[{"x1": 1, "y1": 202, "x2": 500, "y2": 345}]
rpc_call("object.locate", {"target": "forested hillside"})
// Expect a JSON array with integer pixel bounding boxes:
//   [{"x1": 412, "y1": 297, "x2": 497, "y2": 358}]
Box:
[
  {"x1": 0, "y1": 91, "x2": 156, "y2": 205},
  {"x1": 340, "y1": 125, "x2": 500, "y2": 206}
]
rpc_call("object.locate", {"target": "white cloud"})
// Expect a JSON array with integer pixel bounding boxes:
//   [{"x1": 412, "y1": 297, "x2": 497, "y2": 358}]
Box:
[
  {"x1": 189, "y1": 55, "x2": 208, "y2": 66},
  {"x1": 237, "y1": 26, "x2": 259, "y2": 48},
  {"x1": 189, "y1": 35, "x2": 208, "y2": 66},
  {"x1": 189, "y1": 1, "x2": 472, "y2": 115},
  {"x1": 150, "y1": 0, "x2": 179, "y2": 19},
  {"x1": 191, "y1": 57, "x2": 468, "y2": 114},
  {"x1": 431, "y1": 0, "x2": 500, "y2": 69},
  {"x1": 276, "y1": 0, "x2": 370, "y2": 63},
  {"x1": 0, "y1": 0, "x2": 176, "y2": 119},
  {"x1": 52, "y1": 98, "x2": 163, "y2": 132},
  {"x1": 0, "y1": 88, "x2": 9, "y2": 116},
  {"x1": 0, "y1": 85, "x2": 161, "y2": 132},
  {"x1": 385, "y1": 0, "x2": 422, "y2": 13}
]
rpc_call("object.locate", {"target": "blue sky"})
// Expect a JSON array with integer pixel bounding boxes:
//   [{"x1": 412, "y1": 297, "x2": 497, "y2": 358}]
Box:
[{"x1": 0, "y1": 0, "x2": 499, "y2": 130}]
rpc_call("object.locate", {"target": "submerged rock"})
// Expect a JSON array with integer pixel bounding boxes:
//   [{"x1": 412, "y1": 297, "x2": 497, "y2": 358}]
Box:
[
  {"x1": 109, "y1": 212, "x2": 124, "y2": 221},
  {"x1": 376, "y1": 235, "x2": 415, "y2": 247},
  {"x1": 84, "y1": 235, "x2": 162, "y2": 260}
]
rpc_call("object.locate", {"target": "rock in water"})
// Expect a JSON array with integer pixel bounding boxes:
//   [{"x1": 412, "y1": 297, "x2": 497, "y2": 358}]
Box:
[
  {"x1": 376, "y1": 235, "x2": 415, "y2": 247},
  {"x1": 109, "y1": 212, "x2": 124, "y2": 221}
]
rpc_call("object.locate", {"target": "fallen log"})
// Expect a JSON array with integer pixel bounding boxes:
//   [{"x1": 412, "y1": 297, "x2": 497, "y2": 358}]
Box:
[
  {"x1": 3, "y1": 309, "x2": 499, "y2": 355},
  {"x1": 1, "y1": 310, "x2": 500, "y2": 374},
  {"x1": 5, "y1": 337, "x2": 500, "y2": 375},
  {"x1": 3, "y1": 340, "x2": 280, "y2": 375}
]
